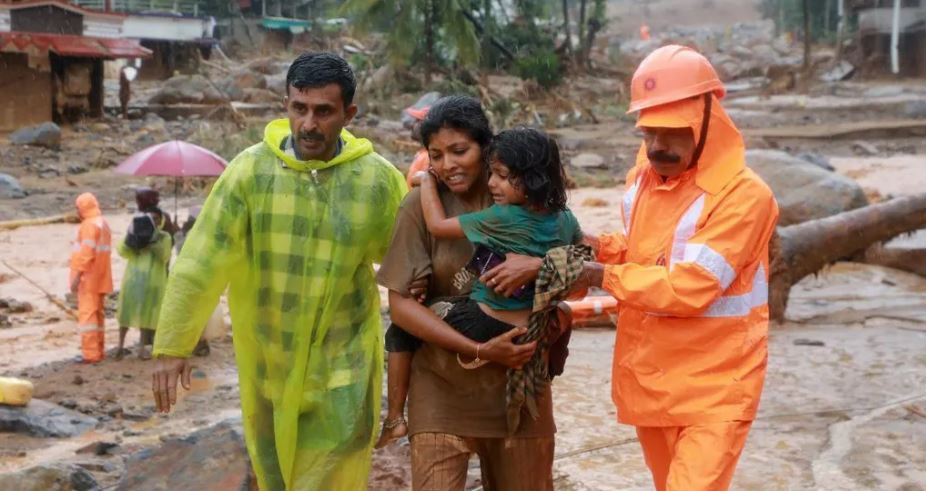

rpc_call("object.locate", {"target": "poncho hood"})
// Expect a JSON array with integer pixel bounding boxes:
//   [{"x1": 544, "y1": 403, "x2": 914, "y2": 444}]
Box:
[{"x1": 263, "y1": 118, "x2": 373, "y2": 172}]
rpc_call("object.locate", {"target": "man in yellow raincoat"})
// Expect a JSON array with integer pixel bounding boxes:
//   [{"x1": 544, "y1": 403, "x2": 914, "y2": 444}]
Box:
[
  {"x1": 151, "y1": 52, "x2": 406, "y2": 490},
  {"x1": 576, "y1": 46, "x2": 780, "y2": 490}
]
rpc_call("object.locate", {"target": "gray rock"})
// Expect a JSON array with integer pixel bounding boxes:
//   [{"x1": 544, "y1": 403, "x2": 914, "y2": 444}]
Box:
[
  {"x1": 851, "y1": 140, "x2": 879, "y2": 156},
  {"x1": 903, "y1": 100, "x2": 926, "y2": 119},
  {"x1": 116, "y1": 419, "x2": 252, "y2": 491},
  {"x1": 746, "y1": 149, "x2": 868, "y2": 226},
  {"x1": 0, "y1": 173, "x2": 26, "y2": 199},
  {"x1": 0, "y1": 399, "x2": 98, "y2": 438},
  {"x1": 571, "y1": 153, "x2": 606, "y2": 169},
  {"x1": 149, "y1": 75, "x2": 227, "y2": 105},
  {"x1": 796, "y1": 152, "x2": 835, "y2": 171},
  {"x1": 67, "y1": 165, "x2": 88, "y2": 175},
  {"x1": 0, "y1": 464, "x2": 99, "y2": 491},
  {"x1": 10, "y1": 122, "x2": 61, "y2": 149},
  {"x1": 265, "y1": 73, "x2": 286, "y2": 94}
]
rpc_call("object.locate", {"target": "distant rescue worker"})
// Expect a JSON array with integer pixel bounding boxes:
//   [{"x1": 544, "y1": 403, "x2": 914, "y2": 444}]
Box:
[
  {"x1": 114, "y1": 189, "x2": 173, "y2": 360},
  {"x1": 70, "y1": 192, "x2": 113, "y2": 363},
  {"x1": 403, "y1": 105, "x2": 430, "y2": 188},
  {"x1": 150, "y1": 52, "x2": 406, "y2": 490},
  {"x1": 119, "y1": 67, "x2": 131, "y2": 119},
  {"x1": 575, "y1": 45, "x2": 780, "y2": 491}
]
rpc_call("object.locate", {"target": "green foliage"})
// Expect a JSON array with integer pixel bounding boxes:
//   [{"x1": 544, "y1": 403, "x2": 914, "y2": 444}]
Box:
[
  {"x1": 514, "y1": 48, "x2": 563, "y2": 89},
  {"x1": 760, "y1": 0, "x2": 841, "y2": 42},
  {"x1": 341, "y1": 0, "x2": 480, "y2": 69}
]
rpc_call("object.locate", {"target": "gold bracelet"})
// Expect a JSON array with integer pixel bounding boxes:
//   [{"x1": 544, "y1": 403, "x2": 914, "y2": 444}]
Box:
[{"x1": 457, "y1": 343, "x2": 487, "y2": 370}]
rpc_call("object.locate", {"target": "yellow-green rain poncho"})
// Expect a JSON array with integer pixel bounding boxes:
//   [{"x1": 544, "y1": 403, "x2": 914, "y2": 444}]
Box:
[
  {"x1": 153, "y1": 119, "x2": 406, "y2": 490},
  {"x1": 116, "y1": 229, "x2": 171, "y2": 329}
]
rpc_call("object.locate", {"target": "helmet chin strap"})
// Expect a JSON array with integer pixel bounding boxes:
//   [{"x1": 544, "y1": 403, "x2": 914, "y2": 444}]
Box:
[{"x1": 689, "y1": 93, "x2": 712, "y2": 169}]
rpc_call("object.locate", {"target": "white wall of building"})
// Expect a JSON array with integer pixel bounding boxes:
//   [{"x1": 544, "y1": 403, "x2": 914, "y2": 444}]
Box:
[
  {"x1": 123, "y1": 15, "x2": 212, "y2": 41},
  {"x1": 0, "y1": 10, "x2": 11, "y2": 33},
  {"x1": 84, "y1": 17, "x2": 124, "y2": 38}
]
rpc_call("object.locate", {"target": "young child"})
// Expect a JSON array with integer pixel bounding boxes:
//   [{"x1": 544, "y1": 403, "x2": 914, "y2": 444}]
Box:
[{"x1": 376, "y1": 127, "x2": 581, "y2": 447}]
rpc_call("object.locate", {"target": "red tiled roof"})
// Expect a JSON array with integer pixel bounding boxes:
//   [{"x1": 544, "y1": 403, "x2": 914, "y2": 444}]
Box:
[{"x1": 0, "y1": 31, "x2": 151, "y2": 58}]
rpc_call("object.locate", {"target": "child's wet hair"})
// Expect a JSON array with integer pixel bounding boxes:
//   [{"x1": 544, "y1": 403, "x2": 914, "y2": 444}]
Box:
[{"x1": 488, "y1": 127, "x2": 568, "y2": 212}]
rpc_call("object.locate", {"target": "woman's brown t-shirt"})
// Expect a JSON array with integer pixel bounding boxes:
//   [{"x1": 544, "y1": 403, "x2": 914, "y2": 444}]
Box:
[{"x1": 376, "y1": 187, "x2": 556, "y2": 438}]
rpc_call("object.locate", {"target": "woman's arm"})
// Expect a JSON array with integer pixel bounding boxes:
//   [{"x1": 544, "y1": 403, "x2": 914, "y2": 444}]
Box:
[
  {"x1": 389, "y1": 290, "x2": 536, "y2": 368},
  {"x1": 419, "y1": 172, "x2": 465, "y2": 239}
]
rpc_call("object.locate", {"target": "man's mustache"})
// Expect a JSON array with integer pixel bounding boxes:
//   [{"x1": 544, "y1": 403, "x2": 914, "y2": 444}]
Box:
[
  {"x1": 647, "y1": 150, "x2": 681, "y2": 164},
  {"x1": 298, "y1": 131, "x2": 325, "y2": 142}
]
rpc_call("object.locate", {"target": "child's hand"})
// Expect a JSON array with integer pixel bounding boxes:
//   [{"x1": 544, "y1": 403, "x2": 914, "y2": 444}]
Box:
[{"x1": 410, "y1": 170, "x2": 434, "y2": 187}]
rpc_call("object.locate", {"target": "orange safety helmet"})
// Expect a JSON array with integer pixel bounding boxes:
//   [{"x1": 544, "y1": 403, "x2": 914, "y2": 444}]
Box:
[{"x1": 627, "y1": 45, "x2": 725, "y2": 113}]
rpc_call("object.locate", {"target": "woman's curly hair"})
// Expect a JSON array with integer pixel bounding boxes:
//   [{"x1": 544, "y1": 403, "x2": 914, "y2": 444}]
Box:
[{"x1": 488, "y1": 127, "x2": 568, "y2": 212}]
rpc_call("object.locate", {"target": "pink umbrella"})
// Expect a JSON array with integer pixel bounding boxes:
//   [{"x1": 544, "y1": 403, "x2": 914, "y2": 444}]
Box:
[
  {"x1": 115, "y1": 140, "x2": 227, "y2": 177},
  {"x1": 114, "y1": 140, "x2": 227, "y2": 217}
]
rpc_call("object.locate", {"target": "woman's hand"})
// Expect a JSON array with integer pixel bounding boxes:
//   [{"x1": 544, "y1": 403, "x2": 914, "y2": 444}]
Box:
[
  {"x1": 581, "y1": 233, "x2": 600, "y2": 256},
  {"x1": 480, "y1": 254, "x2": 542, "y2": 298},
  {"x1": 479, "y1": 327, "x2": 536, "y2": 369}
]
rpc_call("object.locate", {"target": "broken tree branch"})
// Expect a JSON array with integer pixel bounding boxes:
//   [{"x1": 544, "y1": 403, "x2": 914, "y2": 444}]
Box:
[{"x1": 1, "y1": 260, "x2": 78, "y2": 320}]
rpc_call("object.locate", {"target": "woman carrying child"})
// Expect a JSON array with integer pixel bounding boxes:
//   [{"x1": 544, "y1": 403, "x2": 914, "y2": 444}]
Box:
[{"x1": 376, "y1": 95, "x2": 578, "y2": 490}]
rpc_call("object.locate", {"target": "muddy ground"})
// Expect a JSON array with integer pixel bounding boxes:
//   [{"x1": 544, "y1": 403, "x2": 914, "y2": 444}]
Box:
[
  {"x1": 2, "y1": 177, "x2": 925, "y2": 491},
  {"x1": 2, "y1": 3, "x2": 926, "y2": 486}
]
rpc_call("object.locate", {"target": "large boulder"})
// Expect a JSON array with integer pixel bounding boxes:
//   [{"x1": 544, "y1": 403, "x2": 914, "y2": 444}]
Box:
[
  {"x1": 10, "y1": 122, "x2": 61, "y2": 149},
  {"x1": 746, "y1": 149, "x2": 868, "y2": 226},
  {"x1": 241, "y1": 88, "x2": 280, "y2": 104},
  {"x1": 0, "y1": 464, "x2": 98, "y2": 491},
  {"x1": 217, "y1": 69, "x2": 267, "y2": 101},
  {"x1": 0, "y1": 173, "x2": 26, "y2": 199},
  {"x1": 0, "y1": 399, "x2": 98, "y2": 437},
  {"x1": 149, "y1": 75, "x2": 227, "y2": 105},
  {"x1": 116, "y1": 419, "x2": 252, "y2": 491}
]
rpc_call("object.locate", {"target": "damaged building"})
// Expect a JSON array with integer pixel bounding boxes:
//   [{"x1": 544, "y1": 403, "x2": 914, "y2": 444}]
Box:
[
  {"x1": 70, "y1": 0, "x2": 217, "y2": 80},
  {"x1": 849, "y1": 0, "x2": 926, "y2": 76},
  {"x1": 0, "y1": 0, "x2": 150, "y2": 131}
]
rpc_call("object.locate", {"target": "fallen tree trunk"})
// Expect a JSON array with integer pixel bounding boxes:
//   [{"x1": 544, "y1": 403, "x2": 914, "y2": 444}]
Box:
[
  {"x1": 0, "y1": 213, "x2": 78, "y2": 231},
  {"x1": 771, "y1": 193, "x2": 926, "y2": 320}
]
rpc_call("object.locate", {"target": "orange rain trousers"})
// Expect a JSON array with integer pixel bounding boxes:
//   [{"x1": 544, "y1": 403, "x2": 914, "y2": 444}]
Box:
[
  {"x1": 71, "y1": 193, "x2": 113, "y2": 363},
  {"x1": 78, "y1": 291, "x2": 106, "y2": 362},
  {"x1": 636, "y1": 421, "x2": 752, "y2": 491}
]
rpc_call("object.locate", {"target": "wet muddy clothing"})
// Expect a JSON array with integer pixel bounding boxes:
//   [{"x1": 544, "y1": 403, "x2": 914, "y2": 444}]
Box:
[
  {"x1": 385, "y1": 297, "x2": 515, "y2": 353},
  {"x1": 377, "y1": 186, "x2": 556, "y2": 440},
  {"x1": 116, "y1": 230, "x2": 171, "y2": 330},
  {"x1": 154, "y1": 119, "x2": 406, "y2": 491},
  {"x1": 410, "y1": 432, "x2": 554, "y2": 491},
  {"x1": 459, "y1": 204, "x2": 582, "y2": 311}
]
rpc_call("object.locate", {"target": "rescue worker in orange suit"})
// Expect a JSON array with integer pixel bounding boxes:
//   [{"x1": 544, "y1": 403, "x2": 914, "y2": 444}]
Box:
[
  {"x1": 403, "y1": 105, "x2": 430, "y2": 188},
  {"x1": 70, "y1": 192, "x2": 113, "y2": 363},
  {"x1": 574, "y1": 45, "x2": 780, "y2": 491}
]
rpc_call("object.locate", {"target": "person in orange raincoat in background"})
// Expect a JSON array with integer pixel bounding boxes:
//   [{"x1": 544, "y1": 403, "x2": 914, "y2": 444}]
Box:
[
  {"x1": 404, "y1": 105, "x2": 430, "y2": 188},
  {"x1": 574, "y1": 45, "x2": 780, "y2": 491},
  {"x1": 70, "y1": 192, "x2": 113, "y2": 363}
]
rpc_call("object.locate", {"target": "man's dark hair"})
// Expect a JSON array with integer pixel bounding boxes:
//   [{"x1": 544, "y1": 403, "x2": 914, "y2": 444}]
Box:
[
  {"x1": 488, "y1": 127, "x2": 568, "y2": 212},
  {"x1": 419, "y1": 95, "x2": 493, "y2": 150},
  {"x1": 285, "y1": 52, "x2": 356, "y2": 107}
]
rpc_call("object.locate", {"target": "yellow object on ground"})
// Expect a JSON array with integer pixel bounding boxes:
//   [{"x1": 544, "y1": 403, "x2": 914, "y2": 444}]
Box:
[
  {"x1": 154, "y1": 119, "x2": 406, "y2": 490},
  {"x1": 0, "y1": 376, "x2": 34, "y2": 406}
]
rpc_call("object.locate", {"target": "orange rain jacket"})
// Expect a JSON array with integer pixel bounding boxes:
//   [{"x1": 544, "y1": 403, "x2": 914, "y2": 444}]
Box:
[
  {"x1": 70, "y1": 193, "x2": 113, "y2": 295},
  {"x1": 598, "y1": 94, "x2": 779, "y2": 426}
]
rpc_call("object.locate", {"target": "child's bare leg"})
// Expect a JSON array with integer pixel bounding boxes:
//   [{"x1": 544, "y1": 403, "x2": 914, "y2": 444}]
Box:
[
  {"x1": 375, "y1": 351, "x2": 410, "y2": 448},
  {"x1": 115, "y1": 326, "x2": 129, "y2": 360}
]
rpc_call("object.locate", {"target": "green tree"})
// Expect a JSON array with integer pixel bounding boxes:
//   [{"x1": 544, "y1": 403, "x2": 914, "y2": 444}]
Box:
[{"x1": 342, "y1": 0, "x2": 480, "y2": 83}]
